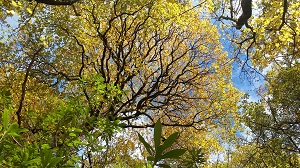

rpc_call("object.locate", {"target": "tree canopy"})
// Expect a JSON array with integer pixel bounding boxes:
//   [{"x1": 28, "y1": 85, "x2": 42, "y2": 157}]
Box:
[{"x1": 0, "y1": 0, "x2": 299, "y2": 167}]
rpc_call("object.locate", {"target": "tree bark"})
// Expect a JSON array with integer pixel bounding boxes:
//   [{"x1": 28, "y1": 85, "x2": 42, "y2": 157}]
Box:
[{"x1": 236, "y1": 0, "x2": 252, "y2": 29}]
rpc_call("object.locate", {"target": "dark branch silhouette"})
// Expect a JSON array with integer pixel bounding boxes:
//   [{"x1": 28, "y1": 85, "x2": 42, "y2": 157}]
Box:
[
  {"x1": 35, "y1": 0, "x2": 79, "y2": 5},
  {"x1": 236, "y1": 0, "x2": 252, "y2": 29}
]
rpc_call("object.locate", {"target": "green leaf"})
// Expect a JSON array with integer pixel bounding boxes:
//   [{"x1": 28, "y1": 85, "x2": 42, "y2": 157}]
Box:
[
  {"x1": 7, "y1": 123, "x2": 18, "y2": 133},
  {"x1": 73, "y1": 128, "x2": 82, "y2": 133},
  {"x1": 26, "y1": 157, "x2": 41, "y2": 165},
  {"x1": 67, "y1": 142, "x2": 74, "y2": 147},
  {"x1": 6, "y1": 123, "x2": 28, "y2": 135},
  {"x1": 154, "y1": 119, "x2": 162, "y2": 151},
  {"x1": 155, "y1": 146, "x2": 164, "y2": 159},
  {"x1": 161, "y1": 149, "x2": 186, "y2": 159},
  {"x1": 18, "y1": 128, "x2": 28, "y2": 133},
  {"x1": 118, "y1": 123, "x2": 126, "y2": 128},
  {"x1": 147, "y1": 156, "x2": 154, "y2": 161},
  {"x1": 48, "y1": 157, "x2": 61, "y2": 167},
  {"x1": 3, "y1": 108, "x2": 9, "y2": 130},
  {"x1": 23, "y1": 149, "x2": 29, "y2": 161},
  {"x1": 157, "y1": 164, "x2": 171, "y2": 168},
  {"x1": 7, "y1": 132, "x2": 19, "y2": 137},
  {"x1": 138, "y1": 133, "x2": 154, "y2": 155},
  {"x1": 41, "y1": 144, "x2": 51, "y2": 150},
  {"x1": 161, "y1": 132, "x2": 178, "y2": 151},
  {"x1": 41, "y1": 149, "x2": 52, "y2": 167},
  {"x1": 69, "y1": 133, "x2": 76, "y2": 137}
]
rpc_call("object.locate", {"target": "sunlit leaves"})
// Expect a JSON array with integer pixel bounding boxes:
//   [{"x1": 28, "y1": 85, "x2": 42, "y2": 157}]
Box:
[
  {"x1": 0, "y1": 0, "x2": 244, "y2": 166},
  {"x1": 236, "y1": 64, "x2": 300, "y2": 167}
]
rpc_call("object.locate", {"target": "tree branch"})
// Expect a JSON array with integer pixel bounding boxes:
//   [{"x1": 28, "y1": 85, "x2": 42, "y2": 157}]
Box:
[
  {"x1": 236, "y1": 0, "x2": 252, "y2": 29},
  {"x1": 35, "y1": 0, "x2": 79, "y2": 5},
  {"x1": 267, "y1": 0, "x2": 288, "y2": 31},
  {"x1": 16, "y1": 47, "x2": 43, "y2": 126}
]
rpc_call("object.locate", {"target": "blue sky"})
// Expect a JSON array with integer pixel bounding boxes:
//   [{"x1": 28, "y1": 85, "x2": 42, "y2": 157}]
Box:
[{"x1": 218, "y1": 24, "x2": 264, "y2": 102}]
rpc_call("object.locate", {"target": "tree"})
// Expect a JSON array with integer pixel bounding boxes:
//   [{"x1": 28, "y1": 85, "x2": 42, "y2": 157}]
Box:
[
  {"x1": 212, "y1": 143, "x2": 300, "y2": 168},
  {"x1": 217, "y1": 63, "x2": 300, "y2": 167},
  {"x1": 243, "y1": 64, "x2": 300, "y2": 152},
  {"x1": 0, "y1": 0, "x2": 241, "y2": 166},
  {"x1": 204, "y1": 0, "x2": 300, "y2": 166},
  {"x1": 209, "y1": 67, "x2": 300, "y2": 167},
  {"x1": 203, "y1": 0, "x2": 300, "y2": 75}
]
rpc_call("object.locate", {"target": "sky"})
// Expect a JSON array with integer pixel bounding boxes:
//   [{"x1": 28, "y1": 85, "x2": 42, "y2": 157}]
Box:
[{"x1": 188, "y1": 0, "x2": 265, "y2": 102}]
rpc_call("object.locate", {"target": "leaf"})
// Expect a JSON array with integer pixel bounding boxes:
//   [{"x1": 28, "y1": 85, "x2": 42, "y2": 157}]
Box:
[
  {"x1": 161, "y1": 149, "x2": 186, "y2": 159},
  {"x1": 147, "y1": 156, "x2": 154, "y2": 162},
  {"x1": 7, "y1": 123, "x2": 28, "y2": 137},
  {"x1": 6, "y1": 10, "x2": 15, "y2": 15},
  {"x1": 48, "y1": 157, "x2": 61, "y2": 167},
  {"x1": 19, "y1": 128, "x2": 28, "y2": 133},
  {"x1": 138, "y1": 133, "x2": 154, "y2": 155},
  {"x1": 41, "y1": 144, "x2": 51, "y2": 150},
  {"x1": 7, "y1": 132, "x2": 19, "y2": 137},
  {"x1": 26, "y1": 8, "x2": 32, "y2": 14},
  {"x1": 26, "y1": 157, "x2": 41, "y2": 165},
  {"x1": 73, "y1": 128, "x2": 82, "y2": 133},
  {"x1": 154, "y1": 119, "x2": 162, "y2": 151},
  {"x1": 12, "y1": 1, "x2": 18, "y2": 7},
  {"x1": 23, "y1": 149, "x2": 29, "y2": 161},
  {"x1": 41, "y1": 149, "x2": 52, "y2": 167},
  {"x1": 155, "y1": 146, "x2": 164, "y2": 160},
  {"x1": 161, "y1": 132, "x2": 178, "y2": 151},
  {"x1": 3, "y1": 108, "x2": 9, "y2": 130},
  {"x1": 7, "y1": 123, "x2": 19, "y2": 133}
]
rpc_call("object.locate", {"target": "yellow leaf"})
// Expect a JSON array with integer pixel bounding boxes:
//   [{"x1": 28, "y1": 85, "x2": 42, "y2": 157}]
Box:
[
  {"x1": 26, "y1": 8, "x2": 32, "y2": 14},
  {"x1": 6, "y1": 10, "x2": 15, "y2": 15},
  {"x1": 43, "y1": 41, "x2": 47, "y2": 47},
  {"x1": 12, "y1": 0, "x2": 18, "y2": 7}
]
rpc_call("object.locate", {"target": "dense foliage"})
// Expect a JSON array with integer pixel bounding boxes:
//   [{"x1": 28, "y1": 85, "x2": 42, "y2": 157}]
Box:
[{"x1": 0, "y1": 0, "x2": 299, "y2": 167}]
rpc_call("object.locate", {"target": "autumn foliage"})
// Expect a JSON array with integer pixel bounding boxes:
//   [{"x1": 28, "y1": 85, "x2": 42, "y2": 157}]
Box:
[{"x1": 0, "y1": 0, "x2": 299, "y2": 167}]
